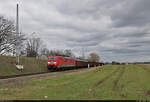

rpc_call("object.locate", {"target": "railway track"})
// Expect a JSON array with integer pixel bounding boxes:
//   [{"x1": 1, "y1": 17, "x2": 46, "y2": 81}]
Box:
[
  {"x1": 0, "y1": 67, "x2": 98, "y2": 88},
  {"x1": 0, "y1": 67, "x2": 95, "y2": 80},
  {"x1": 0, "y1": 71, "x2": 49, "y2": 80}
]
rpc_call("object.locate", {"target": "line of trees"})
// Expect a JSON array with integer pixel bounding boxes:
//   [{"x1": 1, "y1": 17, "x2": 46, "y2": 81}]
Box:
[
  {"x1": 40, "y1": 48, "x2": 75, "y2": 58},
  {"x1": 0, "y1": 15, "x2": 77, "y2": 58},
  {"x1": 0, "y1": 15, "x2": 100, "y2": 62}
]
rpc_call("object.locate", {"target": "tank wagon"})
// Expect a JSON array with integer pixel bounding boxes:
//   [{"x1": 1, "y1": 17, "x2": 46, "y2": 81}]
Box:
[{"x1": 47, "y1": 56, "x2": 102, "y2": 70}]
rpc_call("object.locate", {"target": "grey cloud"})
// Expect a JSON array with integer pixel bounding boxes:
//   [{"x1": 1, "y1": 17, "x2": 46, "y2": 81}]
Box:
[
  {"x1": 111, "y1": 0, "x2": 150, "y2": 27},
  {"x1": 0, "y1": 0, "x2": 150, "y2": 62}
]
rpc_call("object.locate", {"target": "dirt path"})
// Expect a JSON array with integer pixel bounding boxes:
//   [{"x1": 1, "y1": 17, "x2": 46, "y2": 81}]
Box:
[
  {"x1": 91, "y1": 67, "x2": 121, "y2": 91},
  {"x1": 139, "y1": 65, "x2": 150, "y2": 97},
  {"x1": 141, "y1": 65, "x2": 150, "y2": 73},
  {"x1": 113, "y1": 67, "x2": 125, "y2": 92},
  {"x1": 111, "y1": 66, "x2": 128, "y2": 98},
  {"x1": 89, "y1": 66, "x2": 127, "y2": 98},
  {"x1": 146, "y1": 90, "x2": 150, "y2": 96}
]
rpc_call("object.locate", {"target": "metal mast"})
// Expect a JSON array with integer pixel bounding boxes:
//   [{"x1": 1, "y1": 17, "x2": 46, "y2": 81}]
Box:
[
  {"x1": 82, "y1": 47, "x2": 85, "y2": 59},
  {"x1": 16, "y1": 3, "x2": 19, "y2": 64}
]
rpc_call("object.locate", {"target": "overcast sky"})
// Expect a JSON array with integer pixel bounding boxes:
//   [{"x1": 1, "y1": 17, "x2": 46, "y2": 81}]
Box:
[{"x1": 0, "y1": 0, "x2": 150, "y2": 62}]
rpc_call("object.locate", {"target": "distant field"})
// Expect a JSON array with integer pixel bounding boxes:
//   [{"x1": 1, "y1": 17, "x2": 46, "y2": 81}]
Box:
[
  {"x1": 0, "y1": 64, "x2": 150, "y2": 100},
  {"x1": 0, "y1": 55, "x2": 47, "y2": 76},
  {"x1": 142, "y1": 64, "x2": 150, "y2": 67}
]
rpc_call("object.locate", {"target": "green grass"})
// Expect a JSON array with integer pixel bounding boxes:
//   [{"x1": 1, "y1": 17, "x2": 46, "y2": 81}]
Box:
[
  {"x1": 0, "y1": 55, "x2": 48, "y2": 76},
  {"x1": 0, "y1": 64, "x2": 150, "y2": 100}
]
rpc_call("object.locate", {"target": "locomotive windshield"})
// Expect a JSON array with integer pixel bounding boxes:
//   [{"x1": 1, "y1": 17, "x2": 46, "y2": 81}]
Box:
[{"x1": 49, "y1": 57, "x2": 57, "y2": 61}]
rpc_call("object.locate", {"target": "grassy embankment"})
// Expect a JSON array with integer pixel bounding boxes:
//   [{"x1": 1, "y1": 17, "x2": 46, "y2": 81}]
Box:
[
  {"x1": 0, "y1": 55, "x2": 47, "y2": 76},
  {"x1": 0, "y1": 64, "x2": 150, "y2": 100}
]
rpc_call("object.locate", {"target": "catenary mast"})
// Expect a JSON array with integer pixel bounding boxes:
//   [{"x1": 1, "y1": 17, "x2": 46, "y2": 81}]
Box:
[{"x1": 16, "y1": 3, "x2": 19, "y2": 64}]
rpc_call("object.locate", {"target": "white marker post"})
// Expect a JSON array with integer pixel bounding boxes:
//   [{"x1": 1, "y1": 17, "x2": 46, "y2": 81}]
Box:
[{"x1": 88, "y1": 64, "x2": 90, "y2": 68}]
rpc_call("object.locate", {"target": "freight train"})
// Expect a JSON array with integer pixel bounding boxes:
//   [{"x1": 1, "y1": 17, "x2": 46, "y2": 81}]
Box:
[{"x1": 47, "y1": 56, "x2": 103, "y2": 70}]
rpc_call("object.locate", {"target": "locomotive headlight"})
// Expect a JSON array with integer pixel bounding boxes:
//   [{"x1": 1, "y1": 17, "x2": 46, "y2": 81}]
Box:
[
  {"x1": 48, "y1": 62, "x2": 50, "y2": 64},
  {"x1": 54, "y1": 62, "x2": 56, "y2": 64}
]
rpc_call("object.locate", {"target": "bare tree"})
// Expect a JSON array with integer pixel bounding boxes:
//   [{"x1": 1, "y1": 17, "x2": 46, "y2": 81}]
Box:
[
  {"x1": 55, "y1": 50, "x2": 64, "y2": 56},
  {"x1": 88, "y1": 52, "x2": 100, "y2": 62},
  {"x1": 26, "y1": 37, "x2": 42, "y2": 57},
  {"x1": 64, "y1": 49, "x2": 75, "y2": 57},
  {"x1": 0, "y1": 16, "x2": 25, "y2": 55},
  {"x1": 40, "y1": 47, "x2": 50, "y2": 57},
  {"x1": 40, "y1": 48, "x2": 75, "y2": 58},
  {"x1": 48, "y1": 50, "x2": 64, "y2": 56}
]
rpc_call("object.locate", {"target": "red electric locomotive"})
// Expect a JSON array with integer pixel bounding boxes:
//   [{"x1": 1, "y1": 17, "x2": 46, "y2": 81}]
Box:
[{"x1": 47, "y1": 56, "x2": 76, "y2": 70}]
